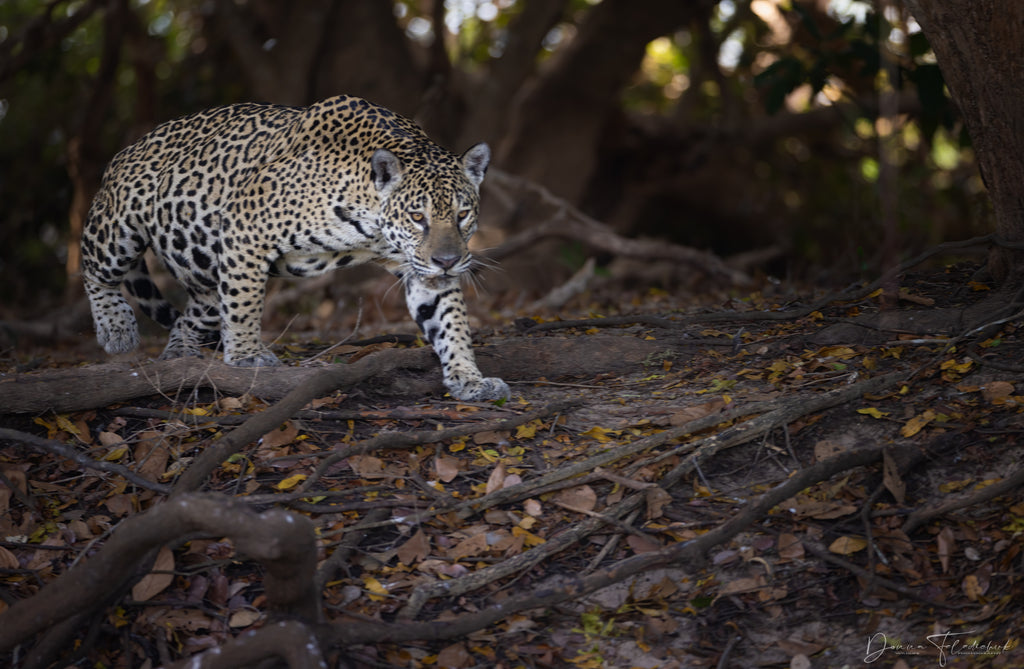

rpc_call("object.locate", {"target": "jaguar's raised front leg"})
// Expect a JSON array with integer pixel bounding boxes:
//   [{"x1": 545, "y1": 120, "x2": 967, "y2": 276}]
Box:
[{"x1": 404, "y1": 275, "x2": 509, "y2": 401}]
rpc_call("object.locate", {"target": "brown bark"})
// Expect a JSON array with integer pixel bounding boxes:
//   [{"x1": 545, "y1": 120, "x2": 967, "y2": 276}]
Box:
[
  {"x1": 906, "y1": 0, "x2": 1024, "y2": 283},
  {"x1": 65, "y1": 0, "x2": 131, "y2": 300},
  {"x1": 0, "y1": 494, "x2": 320, "y2": 653},
  {"x1": 0, "y1": 335, "x2": 665, "y2": 414}
]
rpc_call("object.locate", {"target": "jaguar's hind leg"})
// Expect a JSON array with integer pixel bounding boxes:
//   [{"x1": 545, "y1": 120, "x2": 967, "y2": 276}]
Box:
[{"x1": 160, "y1": 294, "x2": 222, "y2": 360}]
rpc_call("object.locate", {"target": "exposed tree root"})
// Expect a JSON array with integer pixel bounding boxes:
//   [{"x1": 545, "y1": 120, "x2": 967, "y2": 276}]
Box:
[{"x1": 0, "y1": 334, "x2": 664, "y2": 414}]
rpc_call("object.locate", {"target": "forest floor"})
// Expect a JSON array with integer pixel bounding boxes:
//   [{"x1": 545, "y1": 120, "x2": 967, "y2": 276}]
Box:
[{"x1": 2, "y1": 258, "x2": 1024, "y2": 668}]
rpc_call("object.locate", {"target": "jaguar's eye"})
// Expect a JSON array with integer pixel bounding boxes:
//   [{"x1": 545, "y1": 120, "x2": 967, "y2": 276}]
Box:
[
  {"x1": 410, "y1": 211, "x2": 426, "y2": 226},
  {"x1": 457, "y1": 209, "x2": 471, "y2": 222}
]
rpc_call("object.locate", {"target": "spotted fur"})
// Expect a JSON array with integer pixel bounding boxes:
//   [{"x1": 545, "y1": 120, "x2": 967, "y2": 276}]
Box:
[{"x1": 81, "y1": 95, "x2": 509, "y2": 401}]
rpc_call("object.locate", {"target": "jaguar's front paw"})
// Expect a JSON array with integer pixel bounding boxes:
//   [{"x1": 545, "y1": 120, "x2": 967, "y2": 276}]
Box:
[
  {"x1": 226, "y1": 348, "x2": 281, "y2": 368},
  {"x1": 447, "y1": 376, "x2": 510, "y2": 401}
]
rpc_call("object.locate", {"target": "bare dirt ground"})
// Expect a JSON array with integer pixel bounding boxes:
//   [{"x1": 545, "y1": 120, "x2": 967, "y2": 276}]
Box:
[{"x1": 2, "y1": 259, "x2": 1024, "y2": 668}]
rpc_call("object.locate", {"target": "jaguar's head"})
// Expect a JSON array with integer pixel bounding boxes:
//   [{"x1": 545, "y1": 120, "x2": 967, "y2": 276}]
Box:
[{"x1": 371, "y1": 143, "x2": 489, "y2": 280}]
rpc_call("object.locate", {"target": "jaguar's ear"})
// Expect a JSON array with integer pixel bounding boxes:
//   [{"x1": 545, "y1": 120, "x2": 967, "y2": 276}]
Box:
[
  {"x1": 461, "y1": 143, "x2": 490, "y2": 188},
  {"x1": 371, "y1": 149, "x2": 404, "y2": 198}
]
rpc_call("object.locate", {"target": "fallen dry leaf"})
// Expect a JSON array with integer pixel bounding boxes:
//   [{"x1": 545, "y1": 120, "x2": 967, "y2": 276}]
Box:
[
  {"x1": 485, "y1": 461, "x2": 506, "y2": 494},
  {"x1": 645, "y1": 487, "x2": 672, "y2": 520},
  {"x1": 434, "y1": 454, "x2": 461, "y2": 483},
  {"x1": 134, "y1": 432, "x2": 169, "y2": 482},
  {"x1": 936, "y1": 526, "x2": 955, "y2": 574},
  {"x1": 900, "y1": 410, "x2": 935, "y2": 438},
  {"x1": 882, "y1": 450, "x2": 905, "y2": 504},
  {"x1": 669, "y1": 397, "x2": 727, "y2": 426},
  {"x1": 350, "y1": 454, "x2": 387, "y2": 479},
  {"x1": 982, "y1": 381, "x2": 1015, "y2": 404},
  {"x1": 828, "y1": 535, "x2": 867, "y2": 555},
  {"x1": 553, "y1": 485, "x2": 597, "y2": 513},
  {"x1": 717, "y1": 574, "x2": 766, "y2": 596},
  {"x1": 0, "y1": 546, "x2": 19, "y2": 569},
  {"x1": 227, "y1": 608, "x2": 261, "y2": 628},
  {"x1": 132, "y1": 546, "x2": 175, "y2": 601},
  {"x1": 396, "y1": 529, "x2": 431, "y2": 565},
  {"x1": 260, "y1": 421, "x2": 299, "y2": 450},
  {"x1": 777, "y1": 533, "x2": 804, "y2": 560},
  {"x1": 436, "y1": 641, "x2": 472, "y2": 669},
  {"x1": 447, "y1": 533, "x2": 489, "y2": 561},
  {"x1": 626, "y1": 534, "x2": 662, "y2": 554}
]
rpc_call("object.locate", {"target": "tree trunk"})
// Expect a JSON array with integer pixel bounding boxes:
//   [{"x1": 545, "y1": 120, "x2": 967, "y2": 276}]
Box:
[
  {"x1": 65, "y1": 0, "x2": 131, "y2": 301},
  {"x1": 498, "y1": 0, "x2": 702, "y2": 203},
  {"x1": 906, "y1": 0, "x2": 1024, "y2": 283}
]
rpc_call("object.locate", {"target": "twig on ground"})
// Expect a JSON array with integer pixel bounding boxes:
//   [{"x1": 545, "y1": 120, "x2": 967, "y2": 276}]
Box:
[
  {"x1": 0, "y1": 428, "x2": 171, "y2": 494},
  {"x1": 902, "y1": 464, "x2": 1024, "y2": 534}
]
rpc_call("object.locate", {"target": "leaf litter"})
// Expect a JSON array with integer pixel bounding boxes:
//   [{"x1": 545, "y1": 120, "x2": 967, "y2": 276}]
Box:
[{"x1": 2, "y1": 263, "x2": 1024, "y2": 667}]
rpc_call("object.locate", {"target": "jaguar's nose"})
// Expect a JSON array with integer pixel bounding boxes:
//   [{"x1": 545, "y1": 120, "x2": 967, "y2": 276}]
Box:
[{"x1": 432, "y1": 254, "x2": 461, "y2": 271}]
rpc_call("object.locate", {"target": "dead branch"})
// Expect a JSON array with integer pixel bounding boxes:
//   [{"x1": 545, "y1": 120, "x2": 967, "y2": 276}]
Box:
[
  {"x1": 902, "y1": 463, "x2": 1024, "y2": 534},
  {"x1": 0, "y1": 428, "x2": 170, "y2": 494},
  {"x1": 0, "y1": 334, "x2": 664, "y2": 414},
  {"x1": 0, "y1": 493, "x2": 319, "y2": 656},
  {"x1": 484, "y1": 168, "x2": 750, "y2": 285},
  {"x1": 799, "y1": 540, "x2": 963, "y2": 609},
  {"x1": 0, "y1": 346, "x2": 435, "y2": 414},
  {"x1": 163, "y1": 620, "x2": 327, "y2": 669}
]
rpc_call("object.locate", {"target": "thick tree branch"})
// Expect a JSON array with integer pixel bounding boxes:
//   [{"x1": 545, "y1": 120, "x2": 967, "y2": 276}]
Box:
[
  {"x1": 0, "y1": 493, "x2": 319, "y2": 653},
  {"x1": 164, "y1": 620, "x2": 327, "y2": 669},
  {"x1": 485, "y1": 168, "x2": 749, "y2": 284}
]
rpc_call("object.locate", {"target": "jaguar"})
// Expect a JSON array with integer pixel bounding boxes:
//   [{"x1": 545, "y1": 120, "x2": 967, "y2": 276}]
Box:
[{"x1": 81, "y1": 94, "x2": 509, "y2": 401}]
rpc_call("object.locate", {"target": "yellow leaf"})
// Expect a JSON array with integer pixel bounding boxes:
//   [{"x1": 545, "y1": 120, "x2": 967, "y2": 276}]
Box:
[
  {"x1": 857, "y1": 407, "x2": 888, "y2": 419},
  {"x1": 900, "y1": 410, "x2": 935, "y2": 438},
  {"x1": 363, "y1": 576, "x2": 389, "y2": 601},
  {"x1": 515, "y1": 419, "x2": 543, "y2": 439},
  {"x1": 581, "y1": 426, "x2": 621, "y2": 443},
  {"x1": 363, "y1": 577, "x2": 388, "y2": 594},
  {"x1": 867, "y1": 288, "x2": 884, "y2": 299},
  {"x1": 103, "y1": 446, "x2": 129, "y2": 461},
  {"x1": 33, "y1": 416, "x2": 55, "y2": 432},
  {"x1": 183, "y1": 406, "x2": 211, "y2": 416},
  {"x1": 584, "y1": 328, "x2": 600, "y2": 335},
  {"x1": 938, "y1": 479, "x2": 972, "y2": 493},
  {"x1": 940, "y1": 358, "x2": 973, "y2": 374},
  {"x1": 55, "y1": 414, "x2": 81, "y2": 435},
  {"x1": 276, "y1": 473, "x2": 307, "y2": 491},
  {"x1": 511, "y1": 526, "x2": 545, "y2": 547},
  {"x1": 829, "y1": 535, "x2": 867, "y2": 555},
  {"x1": 967, "y1": 280, "x2": 991, "y2": 292},
  {"x1": 817, "y1": 346, "x2": 857, "y2": 359}
]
